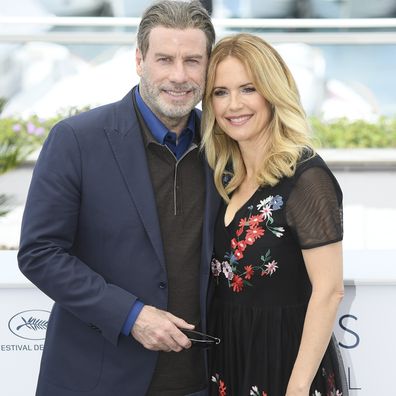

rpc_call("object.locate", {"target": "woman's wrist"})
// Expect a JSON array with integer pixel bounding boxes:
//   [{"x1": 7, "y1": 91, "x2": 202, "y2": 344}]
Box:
[{"x1": 286, "y1": 377, "x2": 311, "y2": 396}]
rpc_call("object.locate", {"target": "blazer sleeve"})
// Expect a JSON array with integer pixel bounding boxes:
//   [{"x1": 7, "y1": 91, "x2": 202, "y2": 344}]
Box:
[{"x1": 18, "y1": 121, "x2": 137, "y2": 346}]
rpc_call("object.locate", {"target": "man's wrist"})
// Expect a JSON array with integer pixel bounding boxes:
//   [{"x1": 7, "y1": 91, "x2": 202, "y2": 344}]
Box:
[{"x1": 121, "y1": 300, "x2": 145, "y2": 336}]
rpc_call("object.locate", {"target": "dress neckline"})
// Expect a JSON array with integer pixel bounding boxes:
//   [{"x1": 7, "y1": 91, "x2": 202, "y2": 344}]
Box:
[{"x1": 223, "y1": 187, "x2": 261, "y2": 228}]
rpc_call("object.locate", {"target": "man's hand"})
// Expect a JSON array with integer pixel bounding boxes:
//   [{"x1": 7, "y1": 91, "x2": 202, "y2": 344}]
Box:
[{"x1": 131, "y1": 305, "x2": 194, "y2": 352}]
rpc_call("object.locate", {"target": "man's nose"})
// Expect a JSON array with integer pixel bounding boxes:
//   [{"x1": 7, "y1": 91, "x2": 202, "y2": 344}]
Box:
[{"x1": 169, "y1": 61, "x2": 188, "y2": 83}]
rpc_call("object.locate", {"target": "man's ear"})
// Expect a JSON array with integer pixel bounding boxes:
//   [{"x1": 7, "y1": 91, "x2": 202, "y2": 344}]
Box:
[{"x1": 136, "y1": 47, "x2": 143, "y2": 76}]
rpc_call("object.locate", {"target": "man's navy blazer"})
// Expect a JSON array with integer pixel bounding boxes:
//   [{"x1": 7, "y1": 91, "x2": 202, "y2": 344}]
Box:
[{"x1": 18, "y1": 90, "x2": 220, "y2": 395}]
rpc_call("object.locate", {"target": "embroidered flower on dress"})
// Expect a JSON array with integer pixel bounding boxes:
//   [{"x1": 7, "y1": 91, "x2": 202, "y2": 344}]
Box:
[
  {"x1": 219, "y1": 380, "x2": 227, "y2": 396},
  {"x1": 211, "y1": 259, "x2": 222, "y2": 277},
  {"x1": 272, "y1": 227, "x2": 285, "y2": 238},
  {"x1": 313, "y1": 367, "x2": 343, "y2": 396},
  {"x1": 244, "y1": 265, "x2": 254, "y2": 280},
  {"x1": 270, "y1": 195, "x2": 284, "y2": 210},
  {"x1": 211, "y1": 374, "x2": 227, "y2": 396},
  {"x1": 231, "y1": 238, "x2": 238, "y2": 249},
  {"x1": 245, "y1": 235, "x2": 255, "y2": 245},
  {"x1": 238, "y1": 217, "x2": 248, "y2": 228},
  {"x1": 222, "y1": 261, "x2": 234, "y2": 280},
  {"x1": 259, "y1": 204, "x2": 272, "y2": 220},
  {"x1": 249, "y1": 214, "x2": 264, "y2": 226},
  {"x1": 212, "y1": 376, "x2": 268, "y2": 396},
  {"x1": 237, "y1": 240, "x2": 247, "y2": 251},
  {"x1": 234, "y1": 249, "x2": 244, "y2": 260},
  {"x1": 210, "y1": 194, "x2": 285, "y2": 292},
  {"x1": 246, "y1": 226, "x2": 265, "y2": 240},
  {"x1": 236, "y1": 227, "x2": 244, "y2": 237},
  {"x1": 250, "y1": 385, "x2": 268, "y2": 396},
  {"x1": 232, "y1": 275, "x2": 244, "y2": 292},
  {"x1": 257, "y1": 196, "x2": 273, "y2": 210}
]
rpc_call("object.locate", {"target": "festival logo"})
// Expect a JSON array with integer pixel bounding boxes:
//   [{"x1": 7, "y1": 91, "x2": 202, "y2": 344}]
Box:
[{"x1": 8, "y1": 310, "x2": 50, "y2": 341}]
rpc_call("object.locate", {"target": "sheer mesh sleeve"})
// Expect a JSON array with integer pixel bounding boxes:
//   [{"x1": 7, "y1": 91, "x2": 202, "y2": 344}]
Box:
[{"x1": 285, "y1": 166, "x2": 343, "y2": 249}]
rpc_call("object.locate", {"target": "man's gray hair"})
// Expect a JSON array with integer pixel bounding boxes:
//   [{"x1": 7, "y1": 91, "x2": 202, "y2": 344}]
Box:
[{"x1": 137, "y1": 0, "x2": 215, "y2": 58}]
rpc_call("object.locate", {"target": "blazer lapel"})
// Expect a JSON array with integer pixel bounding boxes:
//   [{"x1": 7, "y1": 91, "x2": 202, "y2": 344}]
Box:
[{"x1": 104, "y1": 91, "x2": 166, "y2": 269}]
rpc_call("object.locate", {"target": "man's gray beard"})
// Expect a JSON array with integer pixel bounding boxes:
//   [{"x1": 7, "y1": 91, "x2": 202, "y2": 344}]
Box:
[{"x1": 139, "y1": 79, "x2": 203, "y2": 121}]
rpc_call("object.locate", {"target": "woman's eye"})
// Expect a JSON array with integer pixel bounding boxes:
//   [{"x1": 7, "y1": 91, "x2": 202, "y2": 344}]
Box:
[
  {"x1": 213, "y1": 89, "x2": 227, "y2": 97},
  {"x1": 242, "y1": 86, "x2": 256, "y2": 93}
]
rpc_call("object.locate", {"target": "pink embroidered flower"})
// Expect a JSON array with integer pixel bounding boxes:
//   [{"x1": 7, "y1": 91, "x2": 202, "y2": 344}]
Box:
[
  {"x1": 264, "y1": 260, "x2": 278, "y2": 275},
  {"x1": 260, "y1": 204, "x2": 272, "y2": 219},
  {"x1": 244, "y1": 265, "x2": 254, "y2": 280},
  {"x1": 232, "y1": 275, "x2": 244, "y2": 292},
  {"x1": 231, "y1": 238, "x2": 238, "y2": 249}
]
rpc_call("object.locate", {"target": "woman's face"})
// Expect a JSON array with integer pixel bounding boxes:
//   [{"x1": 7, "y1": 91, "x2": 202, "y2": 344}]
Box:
[{"x1": 211, "y1": 56, "x2": 272, "y2": 148}]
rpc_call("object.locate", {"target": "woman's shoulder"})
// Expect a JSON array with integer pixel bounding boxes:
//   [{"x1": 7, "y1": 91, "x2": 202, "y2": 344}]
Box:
[
  {"x1": 295, "y1": 149, "x2": 330, "y2": 176},
  {"x1": 293, "y1": 149, "x2": 343, "y2": 200}
]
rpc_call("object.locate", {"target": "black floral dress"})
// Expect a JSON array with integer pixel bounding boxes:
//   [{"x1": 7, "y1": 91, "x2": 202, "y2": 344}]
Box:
[{"x1": 208, "y1": 155, "x2": 348, "y2": 396}]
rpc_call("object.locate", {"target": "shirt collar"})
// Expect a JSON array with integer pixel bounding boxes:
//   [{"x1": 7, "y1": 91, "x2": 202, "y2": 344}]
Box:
[{"x1": 134, "y1": 86, "x2": 195, "y2": 144}]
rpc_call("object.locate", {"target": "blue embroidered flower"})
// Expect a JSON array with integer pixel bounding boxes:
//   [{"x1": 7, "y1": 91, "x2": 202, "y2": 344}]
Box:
[{"x1": 270, "y1": 195, "x2": 283, "y2": 210}]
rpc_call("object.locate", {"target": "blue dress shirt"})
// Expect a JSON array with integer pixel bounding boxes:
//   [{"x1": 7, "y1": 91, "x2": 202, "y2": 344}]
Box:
[{"x1": 134, "y1": 86, "x2": 195, "y2": 159}]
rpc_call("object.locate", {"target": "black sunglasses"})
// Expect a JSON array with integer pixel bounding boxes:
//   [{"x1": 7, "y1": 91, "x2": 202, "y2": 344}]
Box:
[{"x1": 181, "y1": 329, "x2": 221, "y2": 348}]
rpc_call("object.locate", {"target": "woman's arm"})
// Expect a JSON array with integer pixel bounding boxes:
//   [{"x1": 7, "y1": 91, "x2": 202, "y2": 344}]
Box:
[{"x1": 285, "y1": 241, "x2": 344, "y2": 396}]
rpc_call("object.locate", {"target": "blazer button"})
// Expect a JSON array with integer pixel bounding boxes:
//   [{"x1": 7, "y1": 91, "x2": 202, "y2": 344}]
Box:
[{"x1": 159, "y1": 281, "x2": 167, "y2": 289}]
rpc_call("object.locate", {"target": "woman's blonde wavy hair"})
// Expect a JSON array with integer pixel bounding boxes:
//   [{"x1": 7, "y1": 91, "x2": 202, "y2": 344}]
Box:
[{"x1": 201, "y1": 33, "x2": 315, "y2": 202}]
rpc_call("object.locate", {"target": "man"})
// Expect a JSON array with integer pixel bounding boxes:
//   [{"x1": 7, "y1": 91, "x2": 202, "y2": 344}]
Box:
[{"x1": 18, "y1": 1, "x2": 219, "y2": 395}]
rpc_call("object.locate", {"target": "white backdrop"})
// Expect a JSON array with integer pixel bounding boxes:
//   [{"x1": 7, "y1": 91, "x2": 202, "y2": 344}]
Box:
[{"x1": 1, "y1": 250, "x2": 396, "y2": 395}]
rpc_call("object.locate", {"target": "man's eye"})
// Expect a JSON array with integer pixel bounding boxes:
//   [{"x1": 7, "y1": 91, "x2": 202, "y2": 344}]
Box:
[{"x1": 158, "y1": 57, "x2": 171, "y2": 63}]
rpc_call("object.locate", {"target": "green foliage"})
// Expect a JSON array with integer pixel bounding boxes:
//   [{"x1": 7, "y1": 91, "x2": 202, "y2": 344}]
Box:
[
  {"x1": 0, "y1": 115, "x2": 58, "y2": 174},
  {"x1": 310, "y1": 116, "x2": 396, "y2": 148},
  {"x1": 0, "y1": 111, "x2": 61, "y2": 218},
  {"x1": 0, "y1": 107, "x2": 92, "y2": 176},
  {"x1": 0, "y1": 108, "x2": 90, "y2": 217}
]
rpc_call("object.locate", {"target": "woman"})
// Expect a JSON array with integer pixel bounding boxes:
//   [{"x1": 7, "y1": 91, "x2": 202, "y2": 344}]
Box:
[{"x1": 202, "y1": 33, "x2": 348, "y2": 396}]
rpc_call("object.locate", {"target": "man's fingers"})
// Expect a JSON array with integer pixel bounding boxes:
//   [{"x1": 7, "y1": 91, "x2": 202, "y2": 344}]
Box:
[
  {"x1": 131, "y1": 306, "x2": 193, "y2": 351},
  {"x1": 164, "y1": 313, "x2": 194, "y2": 349},
  {"x1": 165, "y1": 311, "x2": 195, "y2": 329},
  {"x1": 171, "y1": 328, "x2": 192, "y2": 349}
]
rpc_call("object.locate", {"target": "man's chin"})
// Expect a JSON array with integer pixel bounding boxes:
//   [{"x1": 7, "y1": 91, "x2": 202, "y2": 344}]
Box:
[{"x1": 160, "y1": 103, "x2": 197, "y2": 119}]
